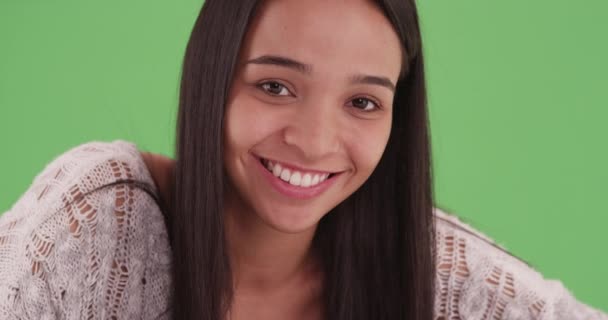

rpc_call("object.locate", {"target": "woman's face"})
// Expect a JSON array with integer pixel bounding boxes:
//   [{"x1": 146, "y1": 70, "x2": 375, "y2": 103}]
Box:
[{"x1": 224, "y1": 0, "x2": 403, "y2": 233}]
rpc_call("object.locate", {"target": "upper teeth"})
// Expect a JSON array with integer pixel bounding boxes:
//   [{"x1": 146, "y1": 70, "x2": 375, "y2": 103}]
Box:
[{"x1": 265, "y1": 160, "x2": 329, "y2": 188}]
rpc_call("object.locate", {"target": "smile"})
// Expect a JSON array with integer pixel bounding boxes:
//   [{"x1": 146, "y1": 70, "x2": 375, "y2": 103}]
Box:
[
  {"x1": 253, "y1": 155, "x2": 341, "y2": 200},
  {"x1": 259, "y1": 158, "x2": 336, "y2": 188}
]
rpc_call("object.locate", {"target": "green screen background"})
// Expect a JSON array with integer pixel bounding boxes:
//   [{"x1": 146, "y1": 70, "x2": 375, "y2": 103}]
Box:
[{"x1": 1, "y1": 0, "x2": 606, "y2": 311}]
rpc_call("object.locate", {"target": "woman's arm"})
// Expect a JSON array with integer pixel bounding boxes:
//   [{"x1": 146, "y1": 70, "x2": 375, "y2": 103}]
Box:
[
  {"x1": 0, "y1": 141, "x2": 173, "y2": 319},
  {"x1": 434, "y1": 208, "x2": 608, "y2": 319}
]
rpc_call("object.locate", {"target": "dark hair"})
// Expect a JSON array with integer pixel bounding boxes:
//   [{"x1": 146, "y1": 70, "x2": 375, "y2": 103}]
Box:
[{"x1": 172, "y1": 0, "x2": 435, "y2": 319}]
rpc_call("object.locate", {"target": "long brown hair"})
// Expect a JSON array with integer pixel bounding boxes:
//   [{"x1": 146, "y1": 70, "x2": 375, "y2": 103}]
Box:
[{"x1": 172, "y1": 0, "x2": 435, "y2": 319}]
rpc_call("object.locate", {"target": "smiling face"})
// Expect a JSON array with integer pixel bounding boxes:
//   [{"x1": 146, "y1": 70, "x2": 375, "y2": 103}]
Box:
[{"x1": 223, "y1": 0, "x2": 403, "y2": 234}]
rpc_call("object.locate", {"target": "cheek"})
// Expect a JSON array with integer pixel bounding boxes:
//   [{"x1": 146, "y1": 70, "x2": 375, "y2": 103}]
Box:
[
  {"x1": 224, "y1": 96, "x2": 277, "y2": 153},
  {"x1": 348, "y1": 120, "x2": 392, "y2": 176}
]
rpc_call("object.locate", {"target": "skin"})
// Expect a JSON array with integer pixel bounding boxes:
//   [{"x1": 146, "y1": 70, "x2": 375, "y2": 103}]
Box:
[{"x1": 144, "y1": 0, "x2": 402, "y2": 318}]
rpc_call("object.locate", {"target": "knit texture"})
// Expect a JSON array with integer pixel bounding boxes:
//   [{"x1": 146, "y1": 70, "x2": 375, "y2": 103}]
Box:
[{"x1": 0, "y1": 140, "x2": 605, "y2": 319}]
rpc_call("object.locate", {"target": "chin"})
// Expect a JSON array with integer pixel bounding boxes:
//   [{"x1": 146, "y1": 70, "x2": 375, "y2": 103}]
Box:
[{"x1": 256, "y1": 203, "x2": 326, "y2": 234}]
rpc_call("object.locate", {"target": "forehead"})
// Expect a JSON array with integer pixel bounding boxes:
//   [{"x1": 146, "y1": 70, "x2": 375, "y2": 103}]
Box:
[{"x1": 239, "y1": 0, "x2": 403, "y2": 81}]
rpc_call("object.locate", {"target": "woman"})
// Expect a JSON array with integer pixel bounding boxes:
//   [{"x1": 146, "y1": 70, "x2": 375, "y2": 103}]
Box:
[{"x1": 0, "y1": 0, "x2": 606, "y2": 319}]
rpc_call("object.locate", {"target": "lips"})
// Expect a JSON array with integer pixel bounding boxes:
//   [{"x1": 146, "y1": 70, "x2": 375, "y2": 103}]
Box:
[
  {"x1": 252, "y1": 154, "x2": 341, "y2": 200},
  {"x1": 258, "y1": 157, "x2": 337, "y2": 188}
]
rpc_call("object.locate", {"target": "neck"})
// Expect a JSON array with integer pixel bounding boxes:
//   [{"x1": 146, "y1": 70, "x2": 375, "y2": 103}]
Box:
[{"x1": 224, "y1": 195, "x2": 320, "y2": 295}]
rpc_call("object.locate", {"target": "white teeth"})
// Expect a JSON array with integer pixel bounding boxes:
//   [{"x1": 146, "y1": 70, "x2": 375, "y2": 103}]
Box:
[
  {"x1": 289, "y1": 171, "x2": 301, "y2": 186},
  {"x1": 301, "y1": 174, "x2": 312, "y2": 187},
  {"x1": 279, "y1": 168, "x2": 291, "y2": 182},
  {"x1": 262, "y1": 158, "x2": 333, "y2": 188}
]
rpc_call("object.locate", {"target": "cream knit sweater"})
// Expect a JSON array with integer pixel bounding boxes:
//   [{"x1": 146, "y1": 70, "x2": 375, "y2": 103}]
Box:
[{"x1": 0, "y1": 140, "x2": 605, "y2": 319}]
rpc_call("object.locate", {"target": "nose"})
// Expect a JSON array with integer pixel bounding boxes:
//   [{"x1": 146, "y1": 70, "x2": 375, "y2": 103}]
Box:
[{"x1": 282, "y1": 99, "x2": 341, "y2": 161}]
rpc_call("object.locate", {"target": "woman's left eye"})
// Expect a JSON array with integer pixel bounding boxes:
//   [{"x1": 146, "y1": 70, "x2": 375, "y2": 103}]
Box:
[
  {"x1": 259, "y1": 81, "x2": 291, "y2": 96},
  {"x1": 349, "y1": 97, "x2": 380, "y2": 112}
]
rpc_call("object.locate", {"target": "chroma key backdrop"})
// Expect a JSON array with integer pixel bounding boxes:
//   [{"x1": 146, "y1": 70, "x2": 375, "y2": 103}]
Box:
[{"x1": 1, "y1": 0, "x2": 606, "y2": 312}]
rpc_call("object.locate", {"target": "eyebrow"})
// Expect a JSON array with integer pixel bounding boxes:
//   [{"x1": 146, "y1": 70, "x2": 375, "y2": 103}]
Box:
[
  {"x1": 348, "y1": 74, "x2": 395, "y2": 92},
  {"x1": 246, "y1": 55, "x2": 312, "y2": 74},
  {"x1": 245, "y1": 54, "x2": 396, "y2": 92}
]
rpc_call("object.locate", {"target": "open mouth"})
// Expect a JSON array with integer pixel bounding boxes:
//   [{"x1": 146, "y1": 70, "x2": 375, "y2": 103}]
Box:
[{"x1": 258, "y1": 157, "x2": 337, "y2": 188}]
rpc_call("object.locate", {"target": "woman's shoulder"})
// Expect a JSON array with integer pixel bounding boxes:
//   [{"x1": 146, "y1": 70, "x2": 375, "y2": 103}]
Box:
[
  {"x1": 0, "y1": 140, "x2": 172, "y2": 319},
  {"x1": 432, "y1": 207, "x2": 607, "y2": 319},
  {"x1": 2, "y1": 140, "x2": 162, "y2": 236},
  {"x1": 433, "y1": 207, "x2": 510, "y2": 261},
  {"x1": 30, "y1": 140, "x2": 158, "y2": 206}
]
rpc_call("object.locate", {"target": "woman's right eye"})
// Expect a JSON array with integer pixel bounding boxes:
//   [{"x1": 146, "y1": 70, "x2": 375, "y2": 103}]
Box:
[{"x1": 258, "y1": 81, "x2": 291, "y2": 97}]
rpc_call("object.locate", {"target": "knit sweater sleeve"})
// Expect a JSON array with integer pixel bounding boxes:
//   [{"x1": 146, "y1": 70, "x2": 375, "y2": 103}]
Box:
[
  {"x1": 4, "y1": 142, "x2": 605, "y2": 320},
  {"x1": 0, "y1": 141, "x2": 172, "y2": 320},
  {"x1": 433, "y1": 208, "x2": 607, "y2": 319}
]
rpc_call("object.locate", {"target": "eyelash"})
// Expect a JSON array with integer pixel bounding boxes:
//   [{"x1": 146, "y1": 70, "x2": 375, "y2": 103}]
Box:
[
  {"x1": 257, "y1": 80, "x2": 382, "y2": 112},
  {"x1": 258, "y1": 81, "x2": 291, "y2": 97}
]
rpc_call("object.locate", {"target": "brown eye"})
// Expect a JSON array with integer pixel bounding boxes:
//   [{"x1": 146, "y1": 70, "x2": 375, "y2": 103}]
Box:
[
  {"x1": 350, "y1": 97, "x2": 379, "y2": 111},
  {"x1": 259, "y1": 81, "x2": 291, "y2": 96}
]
